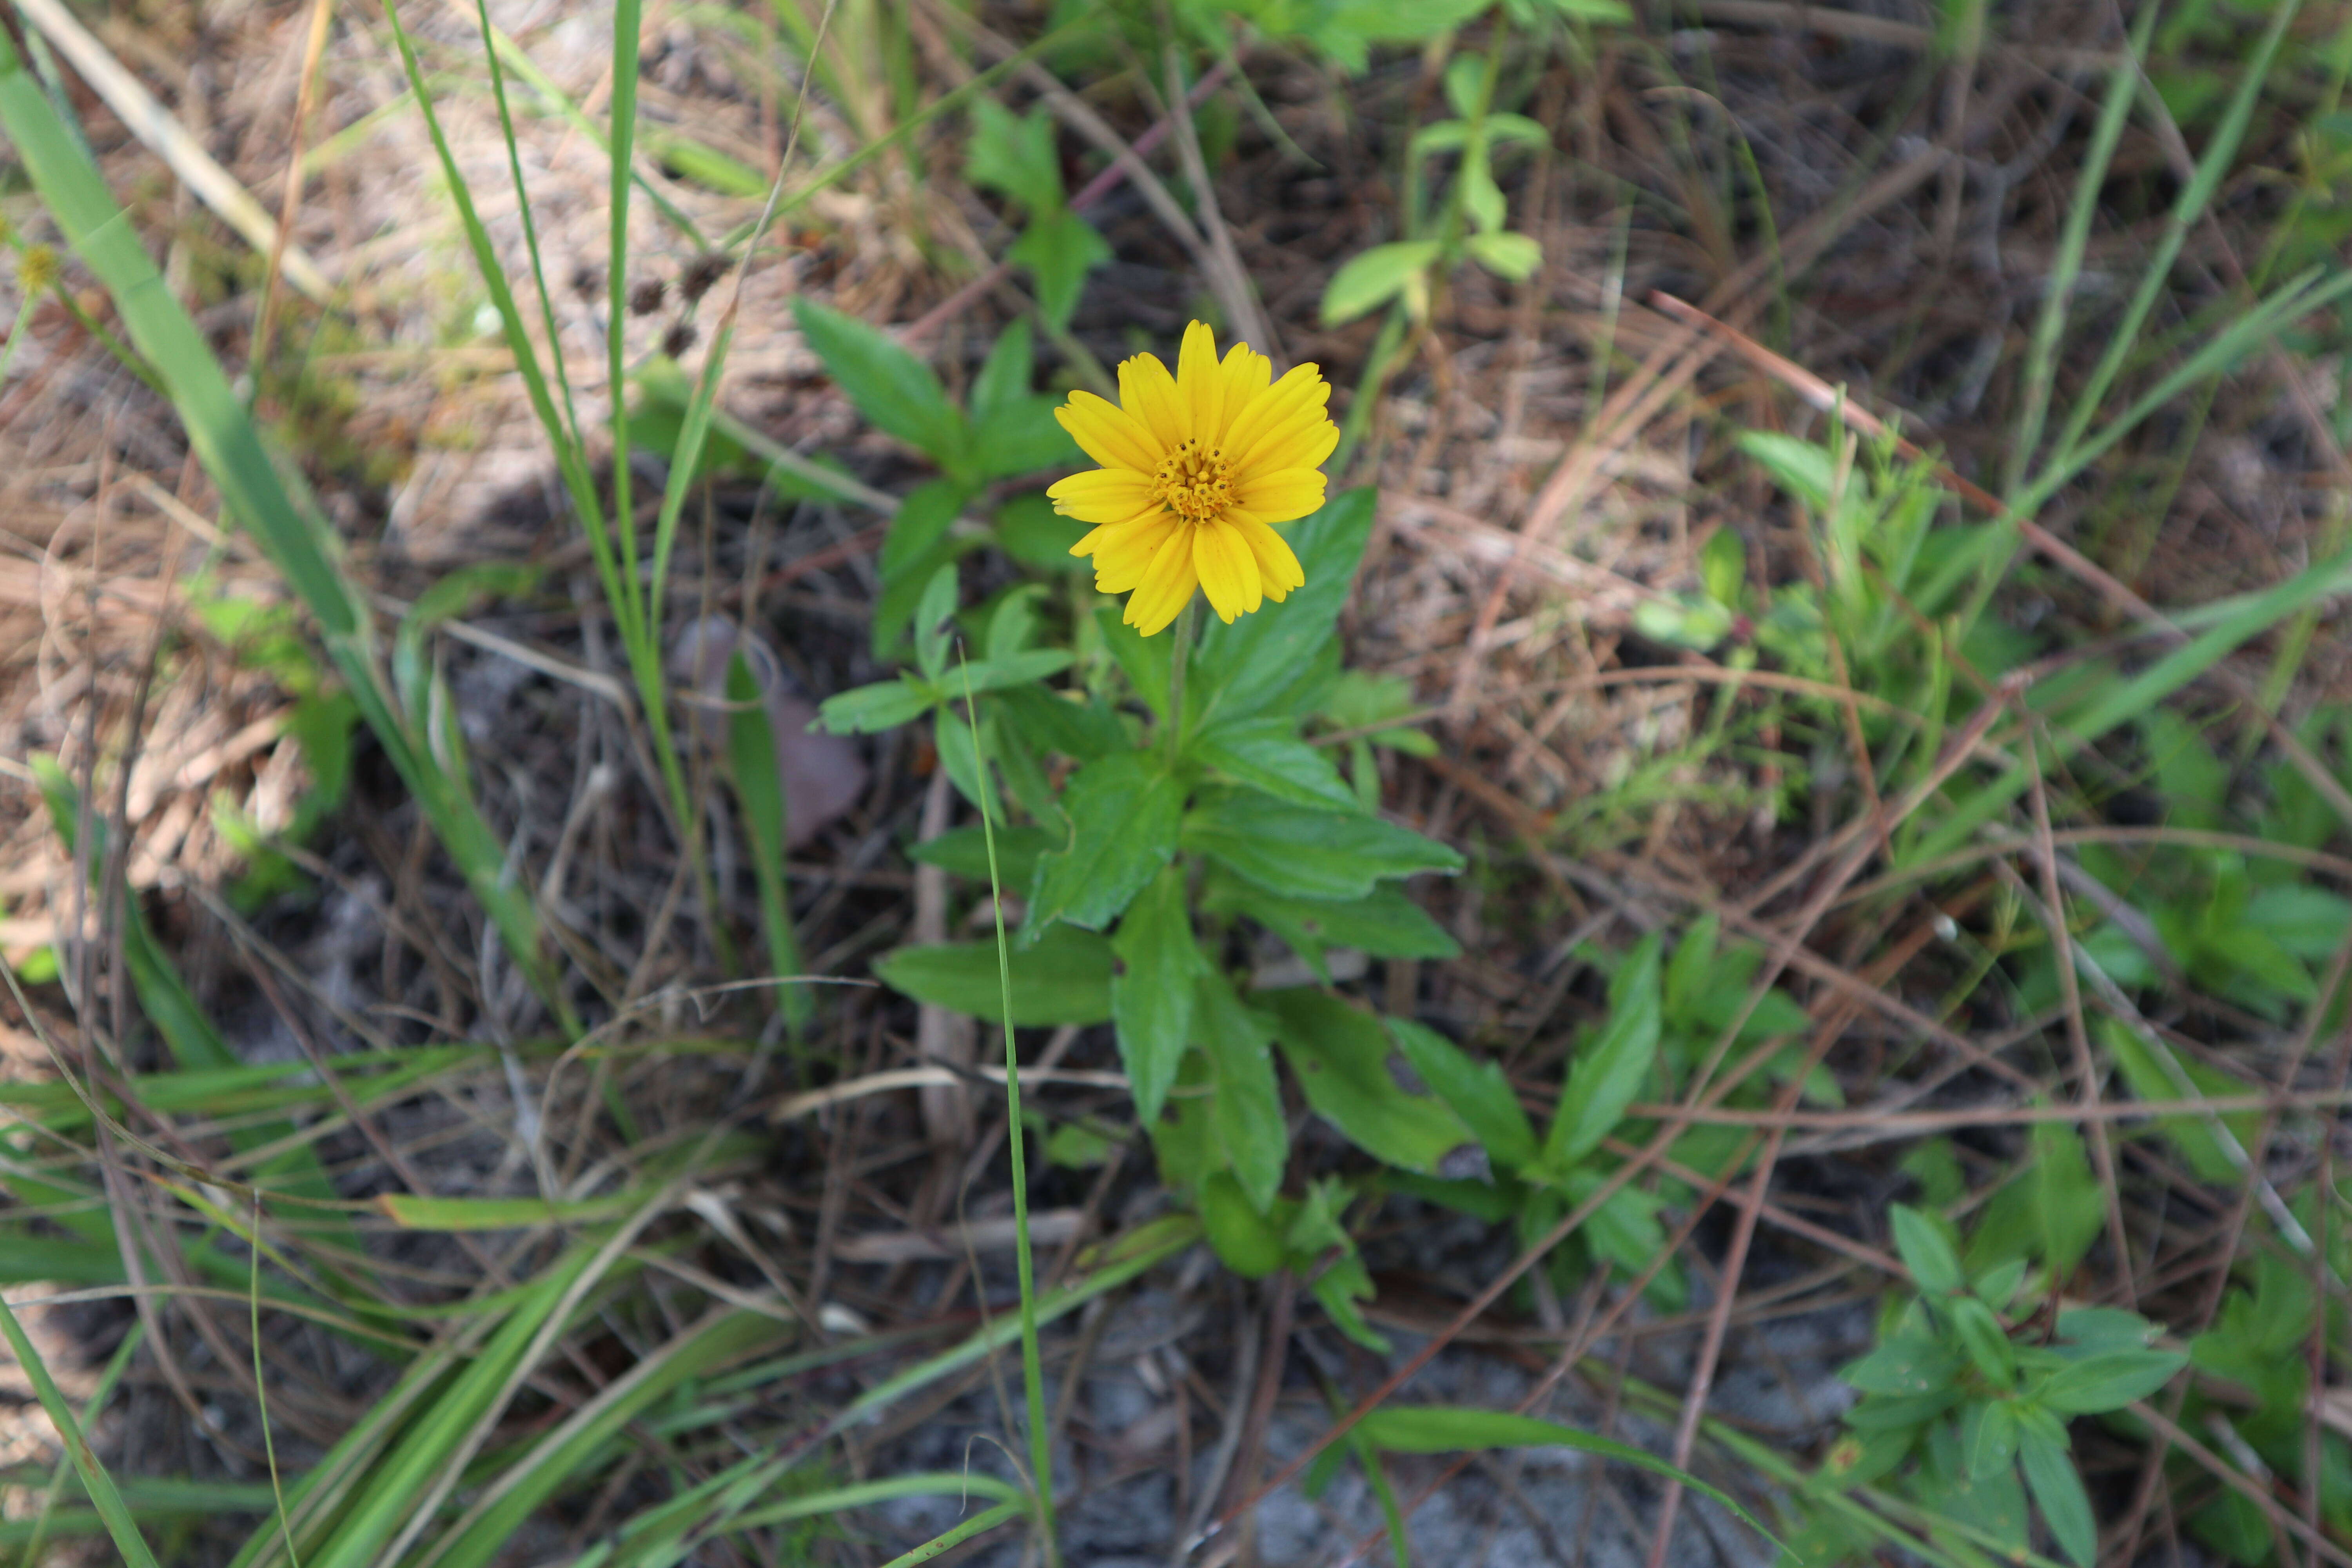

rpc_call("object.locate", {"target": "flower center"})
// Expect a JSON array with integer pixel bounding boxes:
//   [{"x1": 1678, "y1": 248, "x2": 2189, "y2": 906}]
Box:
[{"x1": 1152, "y1": 438, "x2": 1233, "y2": 523}]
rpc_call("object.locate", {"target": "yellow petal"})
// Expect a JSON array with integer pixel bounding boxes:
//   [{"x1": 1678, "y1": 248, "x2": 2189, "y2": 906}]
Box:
[
  {"x1": 1056, "y1": 392, "x2": 1162, "y2": 473},
  {"x1": 1193, "y1": 518, "x2": 1263, "y2": 623},
  {"x1": 1229, "y1": 513, "x2": 1306, "y2": 600},
  {"x1": 1083, "y1": 514, "x2": 1181, "y2": 592},
  {"x1": 1232, "y1": 467, "x2": 1327, "y2": 525},
  {"x1": 1212, "y1": 343, "x2": 1273, "y2": 448},
  {"x1": 1118, "y1": 351, "x2": 1187, "y2": 451},
  {"x1": 1223, "y1": 365, "x2": 1332, "y2": 469},
  {"x1": 1048, "y1": 467, "x2": 1158, "y2": 524},
  {"x1": 1125, "y1": 527, "x2": 1199, "y2": 635},
  {"x1": 1177, "y1": 321, "x2": 1227, "y2": 445},
  {"x1": 1230, "y1": 395, "x2": 1337, "y2": 479}
]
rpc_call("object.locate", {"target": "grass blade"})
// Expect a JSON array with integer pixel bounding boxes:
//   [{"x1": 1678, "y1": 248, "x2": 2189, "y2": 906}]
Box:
[{"x1": 0, "y1": 1291, "x2": 163, "y2": 1568}]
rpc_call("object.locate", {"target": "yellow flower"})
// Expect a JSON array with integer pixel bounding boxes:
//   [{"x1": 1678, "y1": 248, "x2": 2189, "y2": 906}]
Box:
[{"x1": 1048, "y1": 321, "x2": 1338, "y2": 636}]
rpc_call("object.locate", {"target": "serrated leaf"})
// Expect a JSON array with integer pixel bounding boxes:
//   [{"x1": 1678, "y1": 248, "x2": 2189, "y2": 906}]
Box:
[
  {"x1": 1112, "y1": 867, "x2": 1199, "y2": 1127},
  {"x1": 1201, "y1": 873, "x2": 1458, "y2": 980},
  {"x1": 1196, "y1": 969, "x2": 1287, "y2": 1214},
  {"x1": 1259, "y1": 989, "x2": 1473, "y2": 1176},
  {"x1": 792, "y1": 297, "x2": 965, "y2": 467},
  {"x1": 1190, "y1": 492, "x2": 1376, "y2": 729},
  {"x1": 994, "y1": 682, "x2": 1130, "y2": 760},
  {"x1": 1194, "y1": 717, "x2": 1361, "y2": 810},
  {"x1": 908, "y1": 825, "x2": 1057, "y2": 887},
  {"x1": 1011, "y1": 208, "x2": 1112, "y2": 330},
  {"x1": 1027, "y1": 752, "x2": 1184, "y2": 934},
  {"x1": 874, "y1": 927, "x2": 1114, "y2": 1025},
  {"x1": 967, "y1": 100, "x2": 1064, "y2": 213},
  {"x1": 1184, "y1": 786, "x2": 1461, "y2": 901}
]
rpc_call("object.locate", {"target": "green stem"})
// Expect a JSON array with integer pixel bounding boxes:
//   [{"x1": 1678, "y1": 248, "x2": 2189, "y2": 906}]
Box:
[
  {"x1": 1165, "y1": 596, "x2": 1200, "y2": 768},
  {"x1": 961, "y1": 653, "x2": 1056, "y2": 1567}
]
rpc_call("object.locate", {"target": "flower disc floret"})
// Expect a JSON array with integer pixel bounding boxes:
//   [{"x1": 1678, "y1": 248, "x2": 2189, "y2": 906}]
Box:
[{"x1": 1048, "y1": 321, "x2": 1338, "y2": 636}]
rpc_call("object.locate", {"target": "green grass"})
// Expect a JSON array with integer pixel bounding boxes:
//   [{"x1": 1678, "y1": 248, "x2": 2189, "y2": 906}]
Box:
[{"x1": 3, "y1": 0, "x2": 2350, "y2": 1564}]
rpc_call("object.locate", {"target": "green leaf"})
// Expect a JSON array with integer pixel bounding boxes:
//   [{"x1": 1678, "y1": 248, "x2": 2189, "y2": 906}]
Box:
[
  {"x1": 1964, "y1": 1399, "x2": 2019, "y2": 1480},
  {"x1": 1842, "y1": 1332, "x2": 1964, "y2": 1396},
  {"x1": 909, "y1": 825, "x2": 1058, "y2": 887},
  {"x1": 996, "y1": 491, "x2": 1089, "y2": 573},
  {"x1": 966, "y1": 99, "x2": 1063, "y2": 212},
  {"x1": 972, "y1": 393, "x2": 1082, "y2": 479},
  {"x1": 2035, "y1": 1350, "x2": 2186, "y2": 1414},
  {"x1": 912, "y1": 563, "x2": 960, "y2": 684},
  {"x1": 1384, "y1": 1016, "x2": 1536, "y2": 1172},
  {"x1": 1026, "y1": 753, "x2": 1185, "y2": 935},
  {"x1": 1192, "y1": 490, "x2": 1378, "y2": 731},
  {"x1": 792, "y1": 296, "x2": 966, "y2": 467},
  {"x1": 1112, "y1": 867, "x2": 1200, "y2": 1127},
  {"x1": 1354, "y1": 1407, "x2": 1784, "y2": 1546},
  {"x1": 955, "y1": 650, "x2": 1078, "y2": 695},
  {"x1": 2102, "y1": 1017, "x2": 2258, "y2": 1185},
  {"x1": 994, "y1": 682, "x2": 1130, "y2": 760},
  {"x1": 879, "y1": 479, "x2": 968, "y2": 580},
  {"x1": 1259, "y1": 989, "x2": 1475, "y2": 1176},
  {"x1": 727, "y1": 653, "x2": 809, "y2": 1036},
  {"x1": 2018, "y1": 1426, "x2": 2096, "y2": 1568},
  {"x1": 1195, "y1": 969, "x2": 1287, "y2": 1214},
  {"x1": 1095, "y1": 604, "x2": 1173, "y2": 720},
  {"x1": 875, "y1": 927, "x2": 1114, "y2": 1025},
  {"x1": 1193, "y1": 717, "x2": 1361, "y2": 810},
  {"x1": 1947, "y1": 1295, "x2": 2018, "y2": 1390},
  {"x1": 1534, "y1": 0, "x2": 1633, "y2": 21},
  {"x1": 1203, "y1": 875, "x2": 1460, "y2": 980},
  {"x1": 0, "y1": 1292, "x2": 163, "y2": 1568},
  {"x1": 2057, "y1": 1307, "x2": 2165, "y2": 1354},
  {"x1": 1890, "y1": 1203, "x2": 1966, "y2": 1295},
  {"x1": 1200, "y1": 1172, "x2": 1285, "y2": 1278},
  {"x1": 1011, "y1": 208, "x2": 1112, "y2": 331},
  {"x1": 815, "y1": 678, "x2": 936, "y2": 735},
  {"x1": 1321, "y1": 241, "x2": 1441, "y2": 325},
  {"x1": 1543, "y1": 933, "x2": 1662, "y2": 1169},
  {"x1": 969, "y1": 319, "x2": 1034, "y2": 429},
  {"x1": 1184, "y1": 786, "x2": 1462, "y2": 901}
]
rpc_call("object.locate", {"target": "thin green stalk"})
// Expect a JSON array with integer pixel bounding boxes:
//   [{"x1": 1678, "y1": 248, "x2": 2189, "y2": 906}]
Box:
[
  {"x1": 471, "y1": 0, "x2": 586, "y2": 459},
  {"x1": 960, "y1": 649, "x2": 1055, "y2": 1567},
  {"x1": 249, "y1": 1199, "x2": 302, "y2": 1568},
  {"x1": 2038, "y1": 0, "x2": 2303, "y2": 481},
  {"x1": 11, "y1": 1319, "x2": 142, "y2": 1568},
  {"x1": 608, "y1": 0, "x2": 644, "y2": 643},
  {"x1": 2004, "y1": 0, "x2": 2159, "y2": 497},
  {"x1": 0, "y1": 1290, "x2": 162, "y2": 1568},
  {"x1": 875, "y1": 1500, "x2": 1025, "y2": 1566},
  {"x1": 1332, "y1": 305, "x2": 1408, "y2": 477},
  {"x1": 1165, "y1": 597, "x2": 1200, "y2": 767}
]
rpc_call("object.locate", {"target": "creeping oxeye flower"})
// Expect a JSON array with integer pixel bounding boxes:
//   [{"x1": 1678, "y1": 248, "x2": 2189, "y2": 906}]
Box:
[{"x1": 1047, "y1": 321, "x2": 1338, "y2": 636}]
